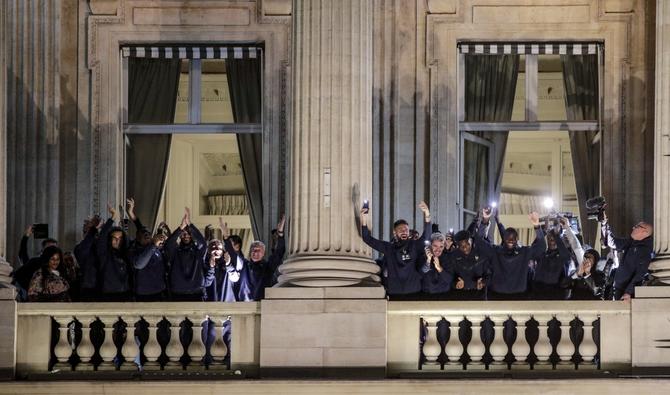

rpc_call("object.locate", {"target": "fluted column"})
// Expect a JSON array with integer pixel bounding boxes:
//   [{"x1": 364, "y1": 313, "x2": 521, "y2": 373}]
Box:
[
  {"x1": 280, "y1": 0, "x2": 378, "y2": 287},
  {"x1": 651, "y1": 0, "x2": 670, "y2": 283}
]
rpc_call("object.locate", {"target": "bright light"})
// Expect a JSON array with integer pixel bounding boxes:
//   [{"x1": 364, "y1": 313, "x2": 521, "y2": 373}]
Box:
[
  {"x1": 490, "y1": 201, "x2": 498, "y2": 208},
  {"x1": 449, "y1": 228, "x2": 454, "y2": 234},
  {"x1": 543, "y1": 197, "x2": 555, "y2": 209}
]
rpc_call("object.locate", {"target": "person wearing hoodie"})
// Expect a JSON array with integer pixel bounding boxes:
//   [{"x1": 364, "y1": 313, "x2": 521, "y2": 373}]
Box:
[
  {"x1": 27, "y1": 246, "x2": 70, "y2": 302},
  {"x1": 481, "y1": 210, "x2": 547, "y2": 300},
  {"x1": 164, "y1": 207, "x2": 214, "y2": 301},
  {"x1": 530, "y1": 226, "x2": 572, "y2": 300},
  {"x1": 97, "y1": 204, "x2": 132, "y2": 302},
  {"x1": 73, "y1": 214, "x2": 102, "y2": 301},
  {"x1": 360, "y1": 201, "x2": 432, "y2": 299},
  {"x1": 220, "y1": 215, "x2": 286, "y2": 301},
  {"x1": 206, "y1": 239, "x2": 240, "y2": 302},
  {"x1": 600, "y1": 212, "x2": 653, "y2": 301}
]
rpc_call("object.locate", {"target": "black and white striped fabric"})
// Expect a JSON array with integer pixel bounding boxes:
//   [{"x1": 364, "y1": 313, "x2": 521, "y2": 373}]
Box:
[
  {"x1": 121, "y1": 46, "x2": 262, "y2": 59},
  {"x1": 458, "y1": 42, "x2": 601, "y2": 55}
]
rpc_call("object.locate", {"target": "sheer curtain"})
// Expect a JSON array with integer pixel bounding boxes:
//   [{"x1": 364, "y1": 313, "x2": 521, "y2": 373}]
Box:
[
  {"x1": 225, "y1": 57, "x2": 263, "y2": 241},
  {"x1": 464, "y1": 54, "x2": 520, "y2": 214},
  {"x1": 126, "y1": 58, "x2": 181, "y2": 232},
  {"x1": 561, "y1": 54, "x2": 599, "y2": 246}
]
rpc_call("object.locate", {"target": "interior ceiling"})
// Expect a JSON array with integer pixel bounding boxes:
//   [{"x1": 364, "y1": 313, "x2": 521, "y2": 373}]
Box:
[{"x1": 202, "y1": 153, "x2": 242, "y2": 176}]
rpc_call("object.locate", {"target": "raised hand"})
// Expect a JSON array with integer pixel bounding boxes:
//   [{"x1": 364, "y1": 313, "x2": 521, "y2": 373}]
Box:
[
  {"x1": 418, "y1": 201, "x2": 430, "y2": 220},
  {"x1": 126, "y1": 198, "x2": 136, "y2": 221},
  {"x1": 223, "y1": 251, "x2": 231, "y2": 266},
  {"x1": 528, "y1": 212, "x2": 541, "y2": 227},
  {"x1": 184, "y1": 207, "x2": 191, "y2": 225},
  {"x1": 218, "y1": 217, "x2": 230, "y2": 239},
  {"x1": 482, "y1": 207, "x2": 492, "y2": 222},
  {"x1": 108, "y1": 203, "x2": 119, "y2": 222},
  {"x1": 277, "y1": 214, "x2": 286, "y2": 234},
  {"x1": 476, "y1": 278, "x2": 485, "y2": 290},
  {"x1": 25, "y1": 225, "x2": 33, "y2": 237}
]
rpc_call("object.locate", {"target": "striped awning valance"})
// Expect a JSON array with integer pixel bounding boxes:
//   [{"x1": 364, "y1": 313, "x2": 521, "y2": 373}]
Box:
[
  {"x1": 121, "y1": 46, "x2": 262, "y2": 59},
  {"x1": 458, "y1": 42, "x2": 601, "y2": 55}
]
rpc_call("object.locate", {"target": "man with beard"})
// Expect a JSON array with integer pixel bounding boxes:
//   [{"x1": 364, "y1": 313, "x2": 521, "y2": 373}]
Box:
[
  {"x1": 360, "y1": 201, "x2": 432, "y2": 299},
  {"x1": 421, "y1": 232, "x2": 453, "y2": 299}
]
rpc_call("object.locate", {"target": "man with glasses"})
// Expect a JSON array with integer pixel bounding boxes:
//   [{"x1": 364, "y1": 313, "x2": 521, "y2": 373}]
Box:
[{"x1": 600, "y1": 212, "x2": 654, "y2": 301}]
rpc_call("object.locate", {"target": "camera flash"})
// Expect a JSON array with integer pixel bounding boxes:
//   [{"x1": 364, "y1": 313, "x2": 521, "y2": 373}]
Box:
[
  {"x1": 424, "y1": 240, "x2": 430, "y2": 246},
  {"x1": 449, "y1": 228, "x2": 454, "y2": 234},
  {"x1": 543, "y1": 197, "x2": 555, "y2": 209},
  {"x1": 490, "y1": 201, "x2": 498, "y2": 208}
]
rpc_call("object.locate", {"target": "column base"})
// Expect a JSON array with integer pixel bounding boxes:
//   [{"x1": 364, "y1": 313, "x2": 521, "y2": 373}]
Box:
[
  {"x1": 648, "y1": 255, "x2": 670, "y2": 285},
  {"x1": 277, "y1": 255, "x2": 381, "y2": 287}
]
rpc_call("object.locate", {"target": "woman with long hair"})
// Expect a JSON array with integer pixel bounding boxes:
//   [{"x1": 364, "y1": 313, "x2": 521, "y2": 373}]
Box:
[{"x1": 27, "y1": 246, "x2": 71, "y2": 302}]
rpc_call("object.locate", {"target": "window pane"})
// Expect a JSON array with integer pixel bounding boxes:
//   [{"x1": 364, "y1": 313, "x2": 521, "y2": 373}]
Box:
[
  {"x1": 173, "y1": 59, "x2": 191, "y2": 123},
  {"x1": 464, "y1": 54, "x2": 520, "y2": 122},
  {"x1": 200, "y1": 60, "x2": 234, "y2": 123},
  {"x1": 537, "y1": 55, "x2": 567, "y2": 121},
  {"x1": 511, "y1": 55, "x2": 526, "y2": 121},
  {"x1": 463, "y1": 138, "x2": 490, "y2": 213}
]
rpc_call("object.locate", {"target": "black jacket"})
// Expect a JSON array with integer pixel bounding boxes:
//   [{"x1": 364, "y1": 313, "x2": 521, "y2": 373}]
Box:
[
  {"x1": 96, "y1": 219, "x2": 132, "y2": 294},
  {"x1": 165, "y1": 225, "x2": 214, "y2": 295}
]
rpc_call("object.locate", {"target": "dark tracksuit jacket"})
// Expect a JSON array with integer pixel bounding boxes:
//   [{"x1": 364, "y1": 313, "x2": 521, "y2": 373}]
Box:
[
  {"x1": 362, "y1": 221, "x2": 431, "y2": 296},
  {"x1": 603, "y1": 225, "x2": 653, "y2": 297},
  {"x1": 485, "y1": 226, "x2": 547, "y2": 295},
  {"x1": 421, "y1": 253, "x2": 453, "y2": 294},
  {"x1": 448, "y1": 241, "x2": 493, "y2": 291},
  {"x1": 96, "y1": 219, "x2": 132, "y2": 294},
  {"x1": 238, "y1": 236, "x2": 286, "y2": 301},
  {"x1": 74, "y1": 227, "x2": 99, "y2": 291},
  {"x1": 532, "y1": 233, "x2": 571, "y2": 289},
  {"x1": 165, "y1": 225, "x2": 214, "y2": 296},
  {"x1": 131, "y1": 243, "x2": 167, "y2": 296},
  {"x1": 568, "y1": 272, "x2": 606, "y2": 300},
  {"x1": 209, "y1": 253, "x2": 243, "y2": 302}
]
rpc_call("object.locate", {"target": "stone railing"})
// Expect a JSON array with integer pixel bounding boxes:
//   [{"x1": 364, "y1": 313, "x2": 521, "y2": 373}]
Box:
[
  {"x1": 387, "y1": 301, "x2": 631, "y2": 376},
  {"x1": 15, "y1": 302, "x2": 261, "y2": 378}
]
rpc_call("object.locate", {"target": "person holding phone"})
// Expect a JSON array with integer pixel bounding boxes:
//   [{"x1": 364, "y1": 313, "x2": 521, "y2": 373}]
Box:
[
  {"x1": 360, "y1": 200, "x2": 432, "y2": 299},
  {"x1": 13, "y1": 225, "x2": 58, "y2": 301}
]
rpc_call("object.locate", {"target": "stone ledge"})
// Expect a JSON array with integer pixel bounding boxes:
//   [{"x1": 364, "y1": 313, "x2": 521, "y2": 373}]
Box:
[{"x1": 634, "y1": 287, "x2": 670, "y2": 298}]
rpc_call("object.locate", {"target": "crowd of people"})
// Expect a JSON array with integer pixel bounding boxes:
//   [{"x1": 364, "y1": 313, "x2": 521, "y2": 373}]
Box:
[
  {"x1": 11, "y1": 198, "x2": 285, "y2": 303},
  {"x1": 361, "y1": 201, "x2": 654, "y2": 301},
  {"x1": 12, "y1": 197, "x2": 654, "y2": 303}
]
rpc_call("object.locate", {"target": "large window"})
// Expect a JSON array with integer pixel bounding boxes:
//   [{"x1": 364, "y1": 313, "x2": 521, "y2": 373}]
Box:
[
  {"x1": 458, "y1": 42, "x2": 603, "y2": 245},
  {"x1": 122, "y1": 45, "x2": 263, "y2": 251}
]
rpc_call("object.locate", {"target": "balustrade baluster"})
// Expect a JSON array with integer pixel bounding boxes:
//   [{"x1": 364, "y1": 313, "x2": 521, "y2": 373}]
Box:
[
  {"x1": 444, "y1": 316, "x2": 464, "y2": 370},
  {"x1": 142, "y1": 315, "x2": 163, "y2": 371},
  {"x1": 165, "y1": 316, "x2": 185, "y2": 369},
  {"x1": 556, "y1": 314, "x2": 576, "y2": 369},
  {"x1": 511, "y1": 315, "x2": 531, "y2": 369},
  {"x1": 209, "y1": 316, "x2": 229, "y2": 370},
  {"x1": 74, "y1": 316, "x2": 96, "y2": 371},
  {"x1": 421, "y1": 317, "x2": 442, "y2": 369},
  {"x1": 52, "y1": 316, "x2": 73, "y2": 371},
  {"x1": 187, "y1": 316, "x2": 207, "y2": 370},
  {"x1": 466, "y1": 315, "x2": 486, "y2": 370},
  {"x1": 121, "y1": 316, "x2": 139, "y2": 370},
  {"x1": 577, "y1": 314, "x2": 598, "y2": 369},
  {"x1": 98, "y1": 316, "x2": 119, "y2": 370},
  {"x1": 489, "y1": 316, "x2": 508, "y2": 370},
  {"x1": 533, "y1": 315, "x2": 553, "y2": 369}
]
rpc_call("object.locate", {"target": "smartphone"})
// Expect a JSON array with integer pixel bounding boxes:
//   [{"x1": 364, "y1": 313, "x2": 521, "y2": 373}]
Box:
[
  {"x1": 362, "y1": 199, "x2": 369, "y2": 210},
  {"x1": 32, "y1": 223, "x2": 49, "y2": 239}
]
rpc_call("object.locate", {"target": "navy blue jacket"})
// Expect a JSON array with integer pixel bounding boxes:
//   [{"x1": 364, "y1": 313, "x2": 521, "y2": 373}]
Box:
[
  {"x1": 485, "y1": 226, "x2": 546, "y2": 294},
  {"x1": 131, "y1": 244, "x2": 167, "y2": 296},
  {"x1": 165, "y1": 225, "x2": 214, "y2": 295},
  {"x1": 74, "y1": 227, "x2": 99, "y2": 290},
  {"x1": 533, "y1": 232, "x2": 571, "y2": 286},
  {"x1": 604, "y1": 226, "x2": 653, "y2": 295},
  {"x1": 362, "y1": 221, "x2": 431, "y2": 295},
  {"x1": 421, "y1": 253, "x2": 453, "y2": 294},
  {"x1": 236, "y1": 236, "x2": 285, "y2": 301},
  {"x1": 210, "y1": 249, "x2": 244, "y2": 302},
  {"x1": 448, "y1": 239, "x2": 493, "y2": 291},
  {"x1": 96, "y1": 219, "x2": 132, "y2": 294}
]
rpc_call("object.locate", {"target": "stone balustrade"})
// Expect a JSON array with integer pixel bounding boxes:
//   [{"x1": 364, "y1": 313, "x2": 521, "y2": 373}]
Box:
[
  {"x1": 15, "y1": 302, "x2": 261, "y2": 378},
  {"x1": 388, "y1": 301, "x2": 631, "y2": 376}
]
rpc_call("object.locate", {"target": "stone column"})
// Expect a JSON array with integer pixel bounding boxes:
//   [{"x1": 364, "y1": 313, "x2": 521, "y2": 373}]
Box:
[
  {"x1": 279, "y1": 0, "x2": 379, "y2": 287},
  {"x1": 651, "y1": 0, "x2": 670, "y2": 284}
]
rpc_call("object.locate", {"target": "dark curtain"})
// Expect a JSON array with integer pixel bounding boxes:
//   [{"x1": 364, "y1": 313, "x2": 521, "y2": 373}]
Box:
[
  {"x1": 561, "y1": 54, "x2": 599, "y2": 246},
  {"x1": 464, "y1": 55, "x2": 520, "y2": 218},
  {"x1": 126, "y1": 58, "x2": 181, "y2": 232},
  {"x1": 226, "y1": 57, "x2": 263, "y2": 240}
]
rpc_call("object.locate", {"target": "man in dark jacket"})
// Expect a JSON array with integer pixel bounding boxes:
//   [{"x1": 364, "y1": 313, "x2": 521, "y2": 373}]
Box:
[
  {"x1": 131, "y1": 229, "x2": 168, "y2": 302},
  {"x1": 421, "y1": 232, "x2": 453, "y2": 299},
  {"x1": 97, "y1": 204, "x2": 132, "y2": 302},
  {"x1": 165, "y1": 207, "x2": 214, "y2": 301},
  {"x1": 600, "y1": 212, "x2": 653, "y2": 301},
  {"x1": 481, "y1": 210, "x2": 547, "y2": 300},
  {"x1": 360, "y1": 201, "x2": 432, "y2": 299},
  {"x1": 531, "y1": 228, "x2": 572, "y2": 300},
  {"x1": 447, "y1": 227, "x2": 494, "y2": 300},
  {"x1": 73, "y1": 215, "x2": 102, "y2": 301}
]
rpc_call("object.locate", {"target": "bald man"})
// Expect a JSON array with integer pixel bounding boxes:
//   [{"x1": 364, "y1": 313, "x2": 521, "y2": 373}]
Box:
[{"x1": 601, "y1": 213, "x2": 654, "y2": 301}]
